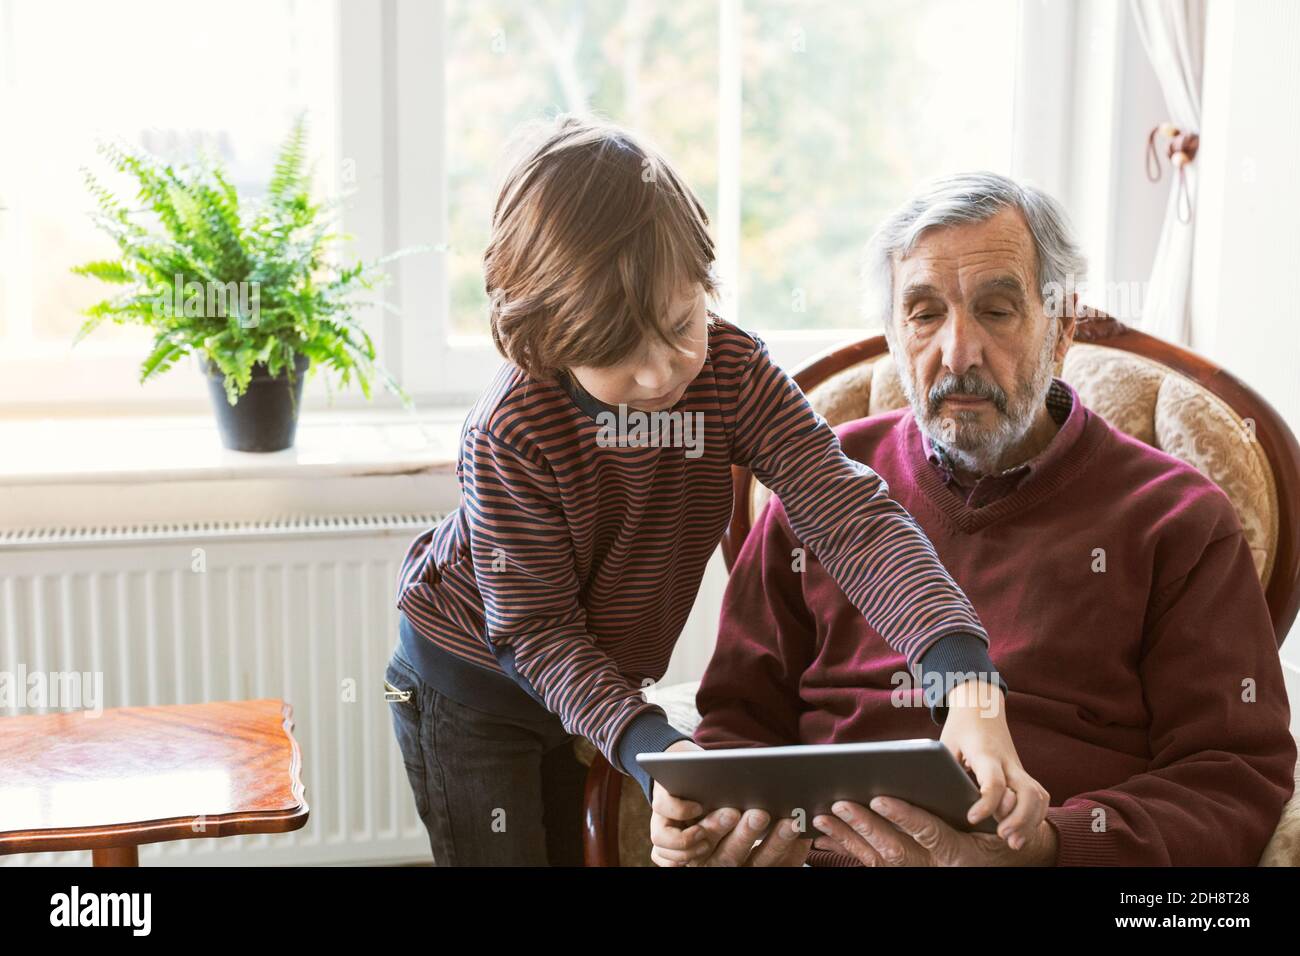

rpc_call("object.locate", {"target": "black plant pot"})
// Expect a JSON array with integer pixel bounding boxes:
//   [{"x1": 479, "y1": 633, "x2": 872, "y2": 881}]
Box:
[{"x1": 199, "y1": 353, "x2": 311, "y2": 452}]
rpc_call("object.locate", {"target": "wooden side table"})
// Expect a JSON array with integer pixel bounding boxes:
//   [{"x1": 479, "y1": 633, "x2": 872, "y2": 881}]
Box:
[{"x1": 0, "y1": 698, "x2": 308, "y2": 865}]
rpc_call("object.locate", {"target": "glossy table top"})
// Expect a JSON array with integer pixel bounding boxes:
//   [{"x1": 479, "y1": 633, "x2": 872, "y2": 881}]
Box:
[{"x1": 0, "y1": 698, "x2": 308, "y2": 854}]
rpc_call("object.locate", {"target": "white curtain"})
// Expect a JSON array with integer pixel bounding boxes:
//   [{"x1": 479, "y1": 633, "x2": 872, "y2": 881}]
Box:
[{"x1": 1130, "y1": 0, "x2": 1207, "y2": 344}]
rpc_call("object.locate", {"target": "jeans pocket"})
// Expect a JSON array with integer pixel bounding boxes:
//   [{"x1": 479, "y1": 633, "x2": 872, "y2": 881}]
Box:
[{"x1": 385, "y1": 657, "x2": 431, "y2": 820}]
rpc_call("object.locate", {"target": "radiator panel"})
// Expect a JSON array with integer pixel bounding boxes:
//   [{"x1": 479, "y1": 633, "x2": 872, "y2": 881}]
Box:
[{"x1": 0, "y1": 514, "x2": 442, "y2": 866}]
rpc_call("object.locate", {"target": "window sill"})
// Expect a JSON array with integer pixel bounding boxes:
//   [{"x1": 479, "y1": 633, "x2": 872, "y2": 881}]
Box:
[
  {"x1": 0, "y1": 408, "x2": 468, "y2": 532},
  {"x1": 0, "y1": 408, "x2": 466, "y2": 486}
]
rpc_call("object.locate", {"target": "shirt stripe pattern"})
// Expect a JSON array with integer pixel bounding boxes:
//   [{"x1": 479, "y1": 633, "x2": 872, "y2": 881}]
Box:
[{"x1": 396, "y1": 316, "x2": 989, "y2": 770}]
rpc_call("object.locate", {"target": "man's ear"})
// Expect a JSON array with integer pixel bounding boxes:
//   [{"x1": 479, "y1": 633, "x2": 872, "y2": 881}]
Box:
[{"x1": 1055, "y1": 294, "x2": 1079, "y2": 361}]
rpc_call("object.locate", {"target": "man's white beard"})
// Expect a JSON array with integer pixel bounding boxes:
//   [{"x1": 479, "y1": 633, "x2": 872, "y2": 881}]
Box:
[{"x1": 893, "y1": 322, "x2": 1058, "y2": 476}]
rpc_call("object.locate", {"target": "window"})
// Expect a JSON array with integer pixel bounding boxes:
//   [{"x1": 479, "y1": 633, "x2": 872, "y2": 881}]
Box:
[
  {"x1": 1, "y1": 0, "x2": 1028, "y2": 414},
  {"x1": 735, "y1": 0, "x2": 1018, "y2": 331},
  {"x1": 0, "y1": 0, "x2": 337, "y2": 411},
  {"x1": 442, "y1": 0, "x2": 1019, "y2": 345}
]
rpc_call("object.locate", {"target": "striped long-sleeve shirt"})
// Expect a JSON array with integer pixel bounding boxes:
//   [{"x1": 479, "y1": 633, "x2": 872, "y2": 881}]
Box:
[{"x1": 395, "y1": 315, "x2": 998, "y2": 798}]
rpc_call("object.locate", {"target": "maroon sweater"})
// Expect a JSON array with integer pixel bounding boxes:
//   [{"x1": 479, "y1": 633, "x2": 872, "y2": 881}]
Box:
[{"x1": 695, "y1": 379, "x2": 1297, "y2": 866}]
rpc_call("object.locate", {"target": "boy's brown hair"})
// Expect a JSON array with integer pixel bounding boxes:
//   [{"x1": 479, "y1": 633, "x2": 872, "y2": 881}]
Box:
[{"x1": 485, "y1": 114, "x2": 719, "y2": 380}]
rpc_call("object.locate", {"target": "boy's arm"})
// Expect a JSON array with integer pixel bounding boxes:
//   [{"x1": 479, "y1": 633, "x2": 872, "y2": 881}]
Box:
[
  {"x1": 1046, "y1": 530, "x2": 1296, "y2": 865},
  {"x1": 729, "y1": 335, "x2": 1005, "y2": 721},
  {"x1": 461, "y1": 426, "x2": 689, "y2": 801},
  {"x1": 695, "y1": 496, "x2": 815, "y2": 749}
]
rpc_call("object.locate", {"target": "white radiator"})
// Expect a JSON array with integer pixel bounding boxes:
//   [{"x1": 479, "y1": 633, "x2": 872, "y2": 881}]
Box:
[{"x1": 0, "y1": 513, "x2": 443, "y2": 867}]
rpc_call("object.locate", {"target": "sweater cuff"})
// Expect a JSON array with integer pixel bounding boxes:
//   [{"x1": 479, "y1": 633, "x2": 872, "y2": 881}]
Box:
[
  {"x1": 916, "y1": 632, "x2": 1008, "y2": 726},
  {"x1": 613, "y1": 708, "x2": 692, "y2": 804},
  {"x1": 1045, "y1": 804, "x2": 1121, "y2": 866}
]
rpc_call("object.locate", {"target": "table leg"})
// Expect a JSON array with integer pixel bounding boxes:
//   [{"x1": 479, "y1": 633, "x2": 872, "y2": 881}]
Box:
[{"x1": 92, "y1": 845, "x2": 139, "y2": 867}]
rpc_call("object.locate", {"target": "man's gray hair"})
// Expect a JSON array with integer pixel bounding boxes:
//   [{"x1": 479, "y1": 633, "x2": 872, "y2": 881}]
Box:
[{"x1": 862, "y1": 171, "x2": 1087, "y2": 330}]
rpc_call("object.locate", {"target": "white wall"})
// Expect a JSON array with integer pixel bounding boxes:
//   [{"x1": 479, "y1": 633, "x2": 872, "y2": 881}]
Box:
[{"x1": 1191, "y1": 0, "x2": 1300, "y2": 712}]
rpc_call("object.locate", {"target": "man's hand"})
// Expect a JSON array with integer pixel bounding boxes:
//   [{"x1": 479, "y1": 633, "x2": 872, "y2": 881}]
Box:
[
  {"x1": 938, "y1": 677, "x2": 1050, "y2": 850},
  {"x1": 648, "y1": 740, "x2": 811, "y2": 867},
  {"x1": 812, "y1": 796, "x2": 1059, "y2": 866}
]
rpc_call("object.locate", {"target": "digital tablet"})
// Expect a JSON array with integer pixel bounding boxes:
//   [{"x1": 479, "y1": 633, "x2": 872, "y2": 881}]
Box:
[{"x1": 637, "y1": 738, "x2": 998, "y2": 835}]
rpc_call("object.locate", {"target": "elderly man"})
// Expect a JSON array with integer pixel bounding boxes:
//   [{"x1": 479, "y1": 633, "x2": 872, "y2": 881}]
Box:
[{"x1": 650, "y1": 171, "x2": 1296, "y2": 867}]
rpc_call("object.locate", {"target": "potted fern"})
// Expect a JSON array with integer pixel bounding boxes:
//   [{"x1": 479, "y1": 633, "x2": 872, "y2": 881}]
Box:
[{"x1": 72, "y1": 117, "x2": 415, "y2": 451}]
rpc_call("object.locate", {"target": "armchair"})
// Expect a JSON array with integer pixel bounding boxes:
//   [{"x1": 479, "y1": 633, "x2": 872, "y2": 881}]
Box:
[{"x1": 578, "y1": 311, "x2": 1300, "y2": 866}]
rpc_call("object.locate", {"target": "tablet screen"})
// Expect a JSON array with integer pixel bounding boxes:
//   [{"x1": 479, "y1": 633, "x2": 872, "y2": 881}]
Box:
[{"x1": 637, "y1": 738, "x2": 997, "y2": 834}]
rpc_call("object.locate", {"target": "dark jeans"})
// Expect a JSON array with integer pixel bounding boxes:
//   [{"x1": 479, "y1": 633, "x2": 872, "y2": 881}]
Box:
[{"x1": 384, "y1": 647, "x2": 588, "y2": 866}]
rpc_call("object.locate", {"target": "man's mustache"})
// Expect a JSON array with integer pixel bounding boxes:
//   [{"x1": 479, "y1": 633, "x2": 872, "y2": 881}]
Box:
[{"x1": 927, "y1": 373, "x2": 1009, "y2": 415}]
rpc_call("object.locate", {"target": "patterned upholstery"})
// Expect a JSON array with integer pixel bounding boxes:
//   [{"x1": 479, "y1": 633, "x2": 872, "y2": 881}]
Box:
[
  {"x1": 749, "y1": 343, "x2": 1281, "y2": 587},
  {"x1": 1262, "y1": 752, "x2": 1300, "y2": 866},
  {"x1": 577, "y1": 339, "x2": 1299, "y2": 867}
]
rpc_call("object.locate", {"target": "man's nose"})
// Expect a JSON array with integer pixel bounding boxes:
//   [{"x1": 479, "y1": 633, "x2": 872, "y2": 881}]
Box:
[{"x1": 939, "y1": 308, "x2": 984, "y2": 378}]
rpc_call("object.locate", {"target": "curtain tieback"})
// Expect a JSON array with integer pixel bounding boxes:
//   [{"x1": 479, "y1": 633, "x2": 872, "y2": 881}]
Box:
[{"x1": 1146, "y1": 122, "x2": 1200, "y2": 224}]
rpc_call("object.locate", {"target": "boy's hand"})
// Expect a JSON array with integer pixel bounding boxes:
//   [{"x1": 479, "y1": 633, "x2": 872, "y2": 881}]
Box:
[
  {"x1": 648, "y1": 739, "x2": 709, "y2": 865},
  {"x1": 938, "y1": 677, "x2": 1049, "y2": 850},
  {"x1": 648, "y1": 740, "x2": 810, "y2": 866}
]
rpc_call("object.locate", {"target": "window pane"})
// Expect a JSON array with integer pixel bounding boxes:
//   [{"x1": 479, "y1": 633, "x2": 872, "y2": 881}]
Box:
[
  {"x1": 0, "y1": 0, "x2": 337, "y2": 347},
  {"x1": 740, "y1": 0, "x2": 1019, "y2": 330},
  {"x1": 445, "y1": 0, "x2": 719, "y2": 337}
]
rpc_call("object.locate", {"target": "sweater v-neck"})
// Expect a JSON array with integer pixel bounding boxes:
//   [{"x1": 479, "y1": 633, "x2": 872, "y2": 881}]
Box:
[{"x1": 899, "y1": 380, "x2": 1107, "y2": 533}]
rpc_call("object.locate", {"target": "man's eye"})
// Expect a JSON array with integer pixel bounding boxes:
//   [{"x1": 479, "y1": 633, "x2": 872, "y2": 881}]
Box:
[
  {"x1": 913, "y1": 313, "x2": 942, "y2": 322},
  {"x1": 984, "y1": 310, "x2": 1011, "y2": 318}
]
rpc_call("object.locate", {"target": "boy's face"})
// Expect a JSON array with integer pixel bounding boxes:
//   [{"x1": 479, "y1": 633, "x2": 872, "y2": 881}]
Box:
[{"x1": 570, "y1": 282, "x2": 709, "y2": 412}]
